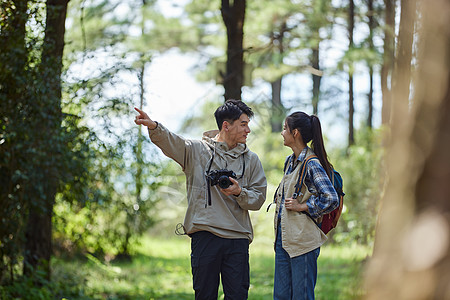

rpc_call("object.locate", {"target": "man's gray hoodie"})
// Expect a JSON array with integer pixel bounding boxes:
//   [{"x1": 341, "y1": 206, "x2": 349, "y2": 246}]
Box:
[{"x1": 148, "y1": 123, "x2": 267, "y2": 242}]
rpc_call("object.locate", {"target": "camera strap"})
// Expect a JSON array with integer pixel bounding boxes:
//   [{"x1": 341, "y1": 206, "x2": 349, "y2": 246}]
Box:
[
  {"x1": 205, "y1": 146, "x2": 216, "y2": 207},
  {"x1": 204, "y1": 144, "x2": 246, "y2": 207}
]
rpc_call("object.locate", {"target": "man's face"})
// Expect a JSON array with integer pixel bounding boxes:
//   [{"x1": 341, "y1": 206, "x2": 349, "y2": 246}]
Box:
[{"x1": 224, "y1": 114, "x2": 251, "y2": 145}]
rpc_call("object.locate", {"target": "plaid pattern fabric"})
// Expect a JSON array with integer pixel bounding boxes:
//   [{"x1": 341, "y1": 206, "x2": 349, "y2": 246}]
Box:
[{"x1": 285, "y1": 147, "x2": 339, "y2": 219}]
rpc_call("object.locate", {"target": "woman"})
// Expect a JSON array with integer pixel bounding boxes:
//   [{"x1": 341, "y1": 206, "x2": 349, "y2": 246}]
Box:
[{"x1": 273, "y1": 111, "x2": 339, "y2": 300}]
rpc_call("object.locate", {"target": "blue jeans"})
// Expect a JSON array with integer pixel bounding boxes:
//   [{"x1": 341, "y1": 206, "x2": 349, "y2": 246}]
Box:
[{"x1": 273, "y1": 223, "x2": 320, "y2": 300}]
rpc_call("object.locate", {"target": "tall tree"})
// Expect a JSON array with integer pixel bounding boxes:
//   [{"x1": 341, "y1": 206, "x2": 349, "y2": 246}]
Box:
[
  {"x1": 311, "y1": 39, "x2": 321, "y2": 116},
  {"x1": 366, "y1": 0, "x2": 375, "y2": 128},
  {"x1": 348, "y1": 0, "x2": 355, "y2": 146},
  {"x1": 23, "y1": 0, "x2": 69, "y2": 280},
  {"x1": 269, "y1": 20, "x2": 287, "y2": 133},
  {"x1": 221, "y1": 0, "x2": 246, "y2": 101},
  {"x1": 0, "y1": 0, "x2": 29, "y2": 282},
  {"x1": 308, "y1": 0, "x2": 331, "y2": 116},
  {"x1": 244, "y1": 1, "x2": 297, "y2": 133},
  {"x1": 365, "y1": 1, "x2": 450, "y2": 298}
]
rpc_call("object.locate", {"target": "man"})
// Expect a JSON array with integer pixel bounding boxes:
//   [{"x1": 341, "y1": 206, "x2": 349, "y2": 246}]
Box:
[{"x1": 134, "y1": 99, "x2": 267, "y2": 300}]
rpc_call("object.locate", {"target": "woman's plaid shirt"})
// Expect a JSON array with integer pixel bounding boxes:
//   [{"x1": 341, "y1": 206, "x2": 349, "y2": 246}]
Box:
[{"x1": 285, "y1": 147, "x2": 339, "y2": 219}]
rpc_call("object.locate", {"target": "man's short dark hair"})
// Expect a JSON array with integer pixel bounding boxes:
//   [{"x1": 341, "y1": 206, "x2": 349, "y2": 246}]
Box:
[{"x1": 214, "y1": 99, "x2": 254, "y2": 130}]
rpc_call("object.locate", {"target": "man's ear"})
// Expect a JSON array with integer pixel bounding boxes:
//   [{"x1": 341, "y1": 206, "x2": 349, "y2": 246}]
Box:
[{"x1": 222, "y1": 121, "x2": 229, "y2": 131}]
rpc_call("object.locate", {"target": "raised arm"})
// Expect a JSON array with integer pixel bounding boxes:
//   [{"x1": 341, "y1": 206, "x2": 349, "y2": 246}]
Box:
[{"x1": 134, "y1": 107, "x2": 190, "y2": 169}]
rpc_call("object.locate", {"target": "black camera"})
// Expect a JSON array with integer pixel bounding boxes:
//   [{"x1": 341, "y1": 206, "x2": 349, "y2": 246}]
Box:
[{"x1": 206, "y1": 169, "x2": 237, "y2": 189}]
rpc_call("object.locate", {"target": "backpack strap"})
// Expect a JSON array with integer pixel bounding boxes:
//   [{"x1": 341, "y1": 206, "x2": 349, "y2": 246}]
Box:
[
  {"x1": 266, "y1": 155, "x2": 292, "y2": 212},
  {"x1": 292, "y1": 155, "x2": 318, "y2": 199},
  {"x1": 292, "y1": 155, "x2": 322, "y2": 229}
]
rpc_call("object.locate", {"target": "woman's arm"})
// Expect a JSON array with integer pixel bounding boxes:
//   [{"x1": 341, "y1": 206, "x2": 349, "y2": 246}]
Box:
[{"x1": 304, "y1": 160, "x2": 339, "y2": 219}]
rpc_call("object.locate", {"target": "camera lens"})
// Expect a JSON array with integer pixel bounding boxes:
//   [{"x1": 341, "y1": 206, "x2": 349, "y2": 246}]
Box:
[{"x1": 218, "y1": 175, "x2": 232, "y2": 189}]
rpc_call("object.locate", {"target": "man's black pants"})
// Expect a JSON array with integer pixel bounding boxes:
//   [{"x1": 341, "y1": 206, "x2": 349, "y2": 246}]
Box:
[{"x1": 190, "y1": 231, "x2": 250, "y2": 300}]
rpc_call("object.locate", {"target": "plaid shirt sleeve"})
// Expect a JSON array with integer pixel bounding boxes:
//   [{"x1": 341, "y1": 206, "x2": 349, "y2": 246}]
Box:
[{"x1": 304, "y1": 159, "x2": 339, "y2": 219}]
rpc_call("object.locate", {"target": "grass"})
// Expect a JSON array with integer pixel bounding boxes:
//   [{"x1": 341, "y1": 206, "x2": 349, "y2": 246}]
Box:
[{"x1": 52, "y1": 235, "x2": 372, "y2": 300}]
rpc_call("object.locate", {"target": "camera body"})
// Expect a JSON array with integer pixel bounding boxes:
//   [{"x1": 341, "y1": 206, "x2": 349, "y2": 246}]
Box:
[{"x1": 207, "y1": 169, "x2": 237, "y2": 189}]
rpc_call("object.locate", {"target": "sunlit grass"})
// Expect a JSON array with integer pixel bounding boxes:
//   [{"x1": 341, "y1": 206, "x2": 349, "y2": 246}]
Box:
[{"x1": 52, "y1": 235, "x2": 371, "y2": 299}]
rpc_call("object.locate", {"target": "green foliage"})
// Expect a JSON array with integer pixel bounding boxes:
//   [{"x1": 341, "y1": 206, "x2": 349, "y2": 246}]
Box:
[
  {"x1": 1, "y1": 0, "x2": 170, "y2": 284},
  {"x1": 53, "y1": 84, "x2": 165, "y2": 257},
  {"x1": 330, "y1": 127, "x2": 384, "y2": 245},
  {"x1": 52, "y1": 150, "x2": 164, "y2": 257},
  {"x1": 1, "y1": 0, "x2": 90, "y2": 282},
  {"x1": 337, "y1": 46, "x2": 382, "y2": 75},
  {"x1": 179, "y1": 99, "x2": 222, "y2": 135},
  {"x1": 0, "y1": 261, "x2": 88, "y2": 299},
  {"x1": 184, "y1": 0, "x2": 224, "y2": 47},
  {"x1": 245, "y1": 0, "x2": 335, "y2": 83},
  {"x1": 54, "y1": 0, "x2": 174, "y2": 259}
]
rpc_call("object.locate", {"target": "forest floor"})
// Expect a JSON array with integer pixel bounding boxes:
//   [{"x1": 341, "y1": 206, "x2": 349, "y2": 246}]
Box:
[{"x1": 51, "y1": 235, "x2": 372, "y2": 299}]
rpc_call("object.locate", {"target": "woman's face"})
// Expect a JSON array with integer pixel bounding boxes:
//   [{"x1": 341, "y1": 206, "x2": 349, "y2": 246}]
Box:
[{"x1": 281, "y1": 121, "x2": 295, "y2": 147}]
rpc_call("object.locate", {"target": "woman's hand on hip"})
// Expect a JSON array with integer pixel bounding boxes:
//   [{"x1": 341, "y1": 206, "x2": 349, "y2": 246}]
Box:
[{"x1": 285, "y1": 198, "x2": 308, "y2": 212}]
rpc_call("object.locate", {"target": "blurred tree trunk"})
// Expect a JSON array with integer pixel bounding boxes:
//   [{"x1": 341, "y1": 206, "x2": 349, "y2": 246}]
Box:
[
  {"x1": 381, "y1": 0, "x2": 395, "y2": 125},
  {"x1": 348, "y1": 0, "x2": 355, "y2": 147},
  {"x1": 271, "y1": 79, "x2": 283, "y2": 132},
  {"x1": 270, "y1": 20, "x2": 287, "y2": 133},
  {"x1": 391, "y1": 0, "x2": 416, "y2": 128},
  {"x1": 23, "y1": 0, "x2": 68, "y2": 280},
  {"x1": 309, "y1": 0, "x2": 329, "y2": 117},
  {"x1": 365, "y1": 0, "x2": 450, "y2": 299},
  {"x1": 221, "y1": 0, "x2": 245, "y2": 101}
]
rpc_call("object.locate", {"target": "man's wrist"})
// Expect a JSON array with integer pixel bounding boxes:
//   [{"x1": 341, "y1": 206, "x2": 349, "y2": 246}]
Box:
[{"x1": 148, "y1": 121, "x2": 158, "y2": 130}]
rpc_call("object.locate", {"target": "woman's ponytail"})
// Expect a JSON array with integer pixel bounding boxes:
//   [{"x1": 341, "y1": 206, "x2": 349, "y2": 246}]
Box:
[
  {"x1": 310, "y1": 115, "x2": 333, "y2": 178},
  {"x1": 285, "y1": 112, "x2": 333, "y2": 178}
]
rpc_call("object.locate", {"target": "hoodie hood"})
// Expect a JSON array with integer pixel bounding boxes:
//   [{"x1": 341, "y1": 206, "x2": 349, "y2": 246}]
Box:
[{"x1": 202, "y1": 130, "x2": 249, "y2": 158}]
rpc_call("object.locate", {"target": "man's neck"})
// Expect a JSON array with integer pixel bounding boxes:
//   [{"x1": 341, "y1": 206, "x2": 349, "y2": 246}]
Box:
[{"x1": 216, "y1": 132, "x2": 237, "y2": 149}]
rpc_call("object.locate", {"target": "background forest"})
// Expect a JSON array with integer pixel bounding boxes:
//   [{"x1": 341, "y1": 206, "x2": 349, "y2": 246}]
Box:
[{"x1": 1, "y1": 0, "x2": 450, "y2": 299}]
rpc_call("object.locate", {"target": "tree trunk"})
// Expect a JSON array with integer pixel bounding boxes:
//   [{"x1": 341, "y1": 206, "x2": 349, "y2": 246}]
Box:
[
  {"x1": 348, "y1": 0, "x2": 355, "y2": 147},
  {"x1": 221, "y1": 0, "x2": 245, "y2": 101},
  {"x1": 367, "y1": 0, "x2": 374, "y2": 128},
  {"x1": 271, "y1": 79, "x2": 283, "y2": 132},
  {"x1": 390, "y1": 0, "x2": 416, "y2": 129},
  {"x1": 311, "y1": 47, "x2": 321, "y2": 116},
  {"x1": 381, "y1": 0, "x2": 395, "y2": 126},
  {"x1": 348, "y1": 75, "x2": 354, "y2": 146},
  {"x1": 368, "y1": 66, "x2": 374, "y2": 128},
  {"x1": 365, "y1": 1, "x2": 450, "y2": 298},
  {"x1": 137, "y1": 63, "x2": 144, "y2": 204},
  {"x1": 269, "y1": 20, "x2": 287, "y2": 133},
  {"x1": 23, "y1": 0, "x2": 69, "y2": 280}
]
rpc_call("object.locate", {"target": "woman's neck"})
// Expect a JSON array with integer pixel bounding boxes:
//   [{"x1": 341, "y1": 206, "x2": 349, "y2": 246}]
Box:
[{"x1": 291, "y1": 145, "x2": 307, "y2": 160}]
